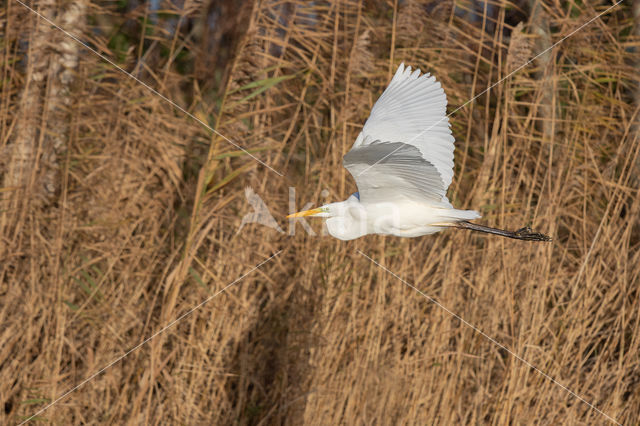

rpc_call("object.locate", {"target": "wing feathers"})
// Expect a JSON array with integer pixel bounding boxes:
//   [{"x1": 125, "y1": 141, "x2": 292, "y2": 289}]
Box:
[{"x1": 354, "y1": 63, "x2": 455, "y2": 194}]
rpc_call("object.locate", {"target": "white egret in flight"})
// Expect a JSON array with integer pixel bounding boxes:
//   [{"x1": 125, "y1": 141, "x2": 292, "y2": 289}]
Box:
[{"x1": 288, "y1": 63, "x2": 551, "y2": 242}]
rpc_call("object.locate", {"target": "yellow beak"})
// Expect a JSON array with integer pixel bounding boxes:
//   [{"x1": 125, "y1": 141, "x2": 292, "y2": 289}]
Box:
[{"x1": 287, "y1": 208, "x2": 325, "y2": 219}]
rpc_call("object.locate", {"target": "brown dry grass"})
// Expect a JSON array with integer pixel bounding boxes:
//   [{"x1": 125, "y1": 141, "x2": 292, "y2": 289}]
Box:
[{"x1": 1, "y1": 0, "x2": 639, "y2": 424}]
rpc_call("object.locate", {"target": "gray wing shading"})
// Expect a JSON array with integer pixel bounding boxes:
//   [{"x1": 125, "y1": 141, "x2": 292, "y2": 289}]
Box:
[{"x1": 343, "y1": 141, "x2": 446, "y2": 204}]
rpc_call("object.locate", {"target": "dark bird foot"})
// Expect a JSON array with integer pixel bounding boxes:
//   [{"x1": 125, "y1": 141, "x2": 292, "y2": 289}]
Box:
[{"x1": 513, "y1": 227, "x2": 553, "y2": 242}]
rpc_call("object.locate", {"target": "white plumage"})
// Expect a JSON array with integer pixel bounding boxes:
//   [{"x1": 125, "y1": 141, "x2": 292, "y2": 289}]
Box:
[
  {"x1": 289, "y1": 63, "x2": 481, "y2": 240},
  {"x1": 289, "y1": 63, "x2": 551, "y2": 242}
]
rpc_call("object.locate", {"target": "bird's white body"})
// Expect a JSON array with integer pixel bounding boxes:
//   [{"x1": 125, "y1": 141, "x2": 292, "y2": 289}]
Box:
[
  {"x1": 290, "y1": 63, "x2": 481, "y2": 240},
  {"x1": 323, "y1": 194, "x2": 479, "y2": 241}
]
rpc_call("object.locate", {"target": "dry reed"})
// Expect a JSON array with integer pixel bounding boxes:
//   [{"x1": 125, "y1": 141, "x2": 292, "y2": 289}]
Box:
[{"x1": 1, "y1": 0, "x2": 639, "y2": 424}]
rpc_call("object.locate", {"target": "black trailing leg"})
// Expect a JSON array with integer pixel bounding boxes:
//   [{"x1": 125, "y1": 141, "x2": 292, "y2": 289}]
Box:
[{"x1": 454, "y1": 221, "x2": 552, "y2": 242}]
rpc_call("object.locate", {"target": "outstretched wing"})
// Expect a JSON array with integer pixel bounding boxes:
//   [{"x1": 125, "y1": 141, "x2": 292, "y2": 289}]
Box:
[
  {"x1": 348, "y1": 63, "x2": 455, "y2": 201},
  {"x1": 343, "y1": 141, "x2": 445, "y2": 204}
]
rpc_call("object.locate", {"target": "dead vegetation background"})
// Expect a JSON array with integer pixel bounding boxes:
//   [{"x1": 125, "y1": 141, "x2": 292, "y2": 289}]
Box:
[{"x1": 1, "y1": 0, "x2": 639, "y2": 424}]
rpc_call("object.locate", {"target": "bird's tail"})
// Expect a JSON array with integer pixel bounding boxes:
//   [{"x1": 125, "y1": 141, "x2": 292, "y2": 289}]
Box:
[{"x1": 441, "y1": 209, "x2": 482, "y2": 222}]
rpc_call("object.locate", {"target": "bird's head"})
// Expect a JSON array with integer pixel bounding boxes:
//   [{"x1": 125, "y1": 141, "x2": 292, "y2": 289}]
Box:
[{"x1": 287, "y1": 198, "x2": 367, "y2": 240}]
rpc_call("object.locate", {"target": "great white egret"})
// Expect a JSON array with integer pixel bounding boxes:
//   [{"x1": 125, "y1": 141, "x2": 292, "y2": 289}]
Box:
[{"x1": 288, "y1": 63, "x2": 551, "y2": 242}]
